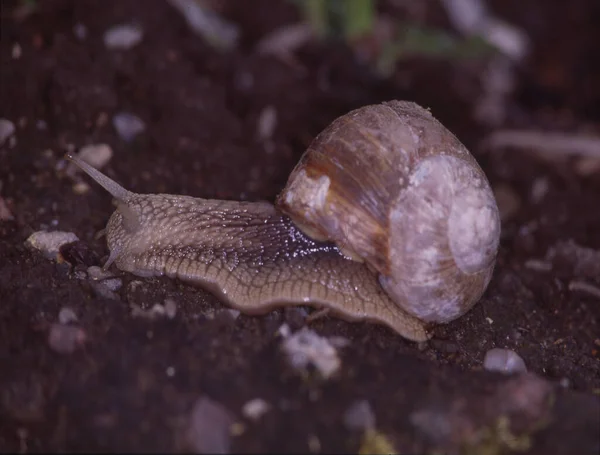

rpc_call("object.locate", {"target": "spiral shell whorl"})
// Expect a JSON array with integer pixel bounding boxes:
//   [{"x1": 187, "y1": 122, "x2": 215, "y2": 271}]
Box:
[
  {"x1": 380, "y1": 154, "x2": 499, "y2": 323},
  {"x1": 276, "y1": 100, "x2": 500, "y2": 324}
]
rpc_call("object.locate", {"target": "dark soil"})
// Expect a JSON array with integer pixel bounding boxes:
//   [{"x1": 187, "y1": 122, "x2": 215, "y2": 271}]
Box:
[{"x1": 1, "y1": 0, "x2": 599, "y2": 453}]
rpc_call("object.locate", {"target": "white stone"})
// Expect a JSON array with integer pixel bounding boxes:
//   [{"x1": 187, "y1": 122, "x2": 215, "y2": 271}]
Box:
[
  {"x1": 78, "y1": 143, "x2": 113, "y2": 169},
  {"x1": 281, "y1": 327, "x2": 341, "y2": 379},
  {"x1": 242, "y1": 398, "x2": 270, "y2": 421},
  {"x1": 113, "y1": 112, "x2": 146, "y2": 142},
  {"x1": 26, "y1": 231, "x2": 79, "y2": 260},
  {"x1": 483, "y1": 348, "x2": 527, "y2": 374},
  {"x1": 103, "y1": 24, "x2": 143, "y2": 50}
]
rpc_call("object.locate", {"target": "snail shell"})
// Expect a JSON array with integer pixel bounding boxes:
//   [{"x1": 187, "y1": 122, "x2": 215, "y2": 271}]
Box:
[
  {"x1": 66, "y1": 100, "x2": 500, "y2": 342},
  {"x1": 276, "y1": 100, "x2": 500, "y2": 323}
]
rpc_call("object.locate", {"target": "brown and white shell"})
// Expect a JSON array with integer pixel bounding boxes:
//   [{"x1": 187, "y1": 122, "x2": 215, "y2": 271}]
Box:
[{"x1": 276, "y1": 100, "x2": 501, "y2": 323}]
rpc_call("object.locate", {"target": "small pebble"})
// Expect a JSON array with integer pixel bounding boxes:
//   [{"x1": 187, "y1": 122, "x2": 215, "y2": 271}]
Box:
[
  {"x1": 242, "y1": 398, "x2": 270, "y2": 422},
  {"x1": 276, "y1": 323, "x2": 291, "y2": 338},
  {"x1": 48, "y1": 323, "x2": 86, "y2": 354},
  {"x1": 281, "y1": 327, "x2": 341, "y2": 379},
  {"x1": 58, "y1": 307, "x2": 78, "y2": 325},
  {"x1": 186, "y1": 396, "x2": 235, "y2": 454},
  {"x1": 26, "y1": 231, "x2": 79, "y2": 260},
  {"x1": 0, "y1": 118, "x2": 16, "y2": 145},
  {"x1": 77, "y1": 143, "x2": 113, "y2": 169},
  {"x1": 164, "y1": 298, "x2": 178, "y2": 319},
  {"x1": 103, "y1": 24, "x2": 143, "y2": 50},
  {"x1": 343, "y1": 400, "x2": 376, "y2": 431},
  {"x1": 257, "y1": 105, "x2": 277, "y2": 140},
  {"x1": 113, "y1": 112, "x2": 146, "y2": 142},
  {"x1": 150, "y1": 303, "x2": 166, "y2": 316},
  {"x1": 12, "y1": 43, "x2": 22, "y2": 59},
  {"x1": 483, "y1": 348, "x2": 527, "y2": 374},
  {"x1": 72, "y1": 181, "x2": 90, "y2": 195}
]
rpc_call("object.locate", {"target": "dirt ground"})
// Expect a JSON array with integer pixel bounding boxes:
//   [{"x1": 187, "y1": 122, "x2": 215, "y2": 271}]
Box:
[{"x1": 1, "y1": 0, "x2": 599, "y2": 453}]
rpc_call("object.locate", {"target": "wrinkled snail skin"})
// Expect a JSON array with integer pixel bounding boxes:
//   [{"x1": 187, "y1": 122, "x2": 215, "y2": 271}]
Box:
[
  {"x1": 66, "y1": 100, "x2": 500, "y2": 343},
  {"x1": 66, "y1": 153, "x2": 430, "y2": 342}
]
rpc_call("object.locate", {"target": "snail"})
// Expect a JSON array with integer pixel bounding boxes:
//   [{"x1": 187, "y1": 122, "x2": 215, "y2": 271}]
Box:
[{"x1": 67, "y1": 100, "x2": 500, "y2": 342}]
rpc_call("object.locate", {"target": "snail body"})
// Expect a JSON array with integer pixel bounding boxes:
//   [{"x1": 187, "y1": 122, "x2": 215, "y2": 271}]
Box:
[{"x1": 68, "y1": 101, "x2": 500, "y2": 342}]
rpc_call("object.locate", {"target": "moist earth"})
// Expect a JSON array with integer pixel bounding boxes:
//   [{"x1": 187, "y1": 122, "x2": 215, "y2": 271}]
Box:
[{"x1": 1, "y1": 0, "x2": 599, "y2": 453}]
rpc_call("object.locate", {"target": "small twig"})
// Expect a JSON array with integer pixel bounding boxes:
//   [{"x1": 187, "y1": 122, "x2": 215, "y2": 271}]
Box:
[
  {"x1": 568, "y1": 281, "x2": 600, "y2": 299},
  {"x1": 483, "y1": 130, "x2": 600, "y2": 160},
  {"x1": 255, "y1": 23, "x2": 314, "y2": 56},
  {"x1": 306, "y1": 307, "x2": 331, "y2": 323},
  {"x1": 439, "y1": 0, "x2": 529, "y2": 61},
  {"x1": 166, "y1": 0, "x2": 239, "y2": 50}
]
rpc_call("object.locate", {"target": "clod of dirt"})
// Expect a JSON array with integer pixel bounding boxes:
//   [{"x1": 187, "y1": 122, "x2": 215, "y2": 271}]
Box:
[
  {"x1": 112, "y1": 112, "x2": 146, "y2": 142},
  {"x1": 0, "y1": 118, "x2": 15, "y2": 145},
  {"x1": 26, "y1": 231, "x2": 79, "y2": 261},
  {"x1": 343, "y1": 400, "x2": 376, "y2": 431},
  {"x1": 60, "y1": 241, "x2": 100, "y2": 267},
  {"x1": 483, "y1": 348, "x2": 527, "y2": 374},
  {"x1": 103, "y1": 24, "x2": 143, "y2": 50},
  {"x1": 185, "y1": 396, "x2": 235, "y2": 454},
  {"x1": 280, "y1": 327, "x2": 341, "y2": 379},
  {"x1": 77, "y1": 143, "x2": 113, "y2": 169},
  {"x1": 47, "y1": 323, "x2": 87, "y2": 354},
  {"x1": 242, "y1": 398, "x2": 270, "y2": 422}
]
